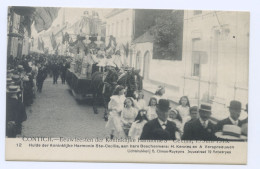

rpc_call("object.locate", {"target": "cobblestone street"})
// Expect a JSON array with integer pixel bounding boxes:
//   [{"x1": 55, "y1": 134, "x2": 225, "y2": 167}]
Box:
[{"x1": 22, "y1": 77, "x2": 109, "y2": 138}]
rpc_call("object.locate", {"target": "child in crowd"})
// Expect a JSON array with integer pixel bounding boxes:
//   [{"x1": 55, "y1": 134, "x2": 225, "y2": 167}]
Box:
[
  {"x1": 105, "y1": 85, "x2": 126, "y2": 139},
  {"x1": 121, "y1": 97, "x2": 138, "y2": 136},
  {"x1": 146, "y1": 97, "x2": 158, "y2": 120},
  {"x1": 183, "y1": 106, "x2": 199, "y2": 131},
  {"x1": 176, "y1": 96, "x2": 191, "y2": 124},
  {"x1": 168, "y1": 108, "x2": 183, "y2": 140},
  {"x1": 128, "y1": 109, "x2": 149, "y2": 139},
  {"x1": 135, "y1": 91, "x2": 146, "y2": 110},
  {"x1": 189, "y1": 106, "x2": 199, "y2": 122}
]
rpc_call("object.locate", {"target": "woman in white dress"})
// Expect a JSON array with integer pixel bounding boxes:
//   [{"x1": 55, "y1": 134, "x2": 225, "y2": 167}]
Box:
[
  {"x1": 121, "y1": 97, "x2": 138, "y2": 136},
  {"x1": 146, "y1": 97, "x2": 158, "y2": 121},
  {"x1": 176, "y1": 96, "x2": 191, "y2": 124},
  {"x1": 105, "y1": 85, "x2": 126, "y2": 139},
  {"x1": 128, "y1": 109, "x2": 149, "y2": 139}
]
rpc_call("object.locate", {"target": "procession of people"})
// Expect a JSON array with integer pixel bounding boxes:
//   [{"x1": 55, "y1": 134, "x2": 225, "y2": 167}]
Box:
[
  {"x1": 6, "y1": 51, "x2": 248, "y2": 141},
  {"x1": 6, "y1": 53, "x2": 71, "y2": 137}
]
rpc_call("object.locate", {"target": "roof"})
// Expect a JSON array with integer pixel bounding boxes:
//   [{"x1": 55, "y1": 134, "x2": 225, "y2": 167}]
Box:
[
  {"x1": 133, "y1": 30, "x2": 154, "y2": 44},
  {"x1": 105, "y1": 9, "x2": 128, "y2": 18}
]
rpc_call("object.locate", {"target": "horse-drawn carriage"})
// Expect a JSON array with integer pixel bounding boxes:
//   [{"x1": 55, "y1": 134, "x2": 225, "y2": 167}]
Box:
[
  {"x1": 66, "y1": 69, "x2": 93, "y2": 102},
  {"x1": 66, "y1": 63, "x2": 143, "y2": 120},
  {"x1": 65, "y1": 33, "x2": 143, "y2": 121}
]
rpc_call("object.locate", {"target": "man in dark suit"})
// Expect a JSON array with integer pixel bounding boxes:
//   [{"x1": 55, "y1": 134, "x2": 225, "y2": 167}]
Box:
[
  {"x1": 6, "y1": 85, "x2": 27, "y2": 137},
  {"x1": 140, "y1": 99, "x2": 177, "y2": 140},
  {"x1": 182, "y1": 104, "x2": 217, "y2": 141},
  {"x1": 52, "y1": 61, "x2": 60, "y2": 84},
  {"x1": 216, "y1": 100, "x2": 243, "y2": 131}
]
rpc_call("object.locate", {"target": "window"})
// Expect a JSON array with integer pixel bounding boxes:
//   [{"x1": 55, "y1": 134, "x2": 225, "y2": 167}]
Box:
[
  {"x1": 192, "y1": 38, "x2": 202, "y2": 77},
  {"x1": 193, "y1": 10, "x2": 202, "y2": 15},
  {"x1": 193, "y1": 63, "x2": 200, "y2": 76}
]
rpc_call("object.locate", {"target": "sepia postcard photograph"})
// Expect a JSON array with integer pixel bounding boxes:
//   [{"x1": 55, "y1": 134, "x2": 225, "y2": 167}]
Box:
[{"x1": 1, "y1": 0, "x2": 259, "y2": 168}]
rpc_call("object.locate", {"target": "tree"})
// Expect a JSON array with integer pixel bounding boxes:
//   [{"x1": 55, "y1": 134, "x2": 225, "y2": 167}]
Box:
[{"x1": 151, "y1": 10, "x2": 184, "y2": 60}]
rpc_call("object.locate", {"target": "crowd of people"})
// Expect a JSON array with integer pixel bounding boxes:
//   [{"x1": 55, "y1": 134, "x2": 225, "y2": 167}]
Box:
[
  {"x1": 105, "y1": 85, "x2": 248, "y2": 141},
  {"x1": 6, "y1": 53, "x2": 71, "y2": 137},
  {"x1": 6, "y1": 53, "x2": 248, "y2": 141}
]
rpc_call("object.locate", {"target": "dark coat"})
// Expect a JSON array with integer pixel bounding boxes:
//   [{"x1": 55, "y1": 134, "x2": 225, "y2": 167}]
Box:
[
  {"x1": 52, "y1": 63, "x2": 60, "y2": 75},
  {"x1": 182, "y1": 119, "x2": 217, "y2": 141},
  {"x1": 140, "y1": 118, "x2": 177, "y2": 140},
  {"x1": 60, "y1": 64, "x2": 68, "y2": 76},
  {"x1": 36, "y1": 67, "x2": 47, "y2": 83},
  {"x1": 216, "y1": 117, "x2": 242, "y2": 131},
  {"x1": 6, "y1": 97, "x2": 27, "y2": 137}
]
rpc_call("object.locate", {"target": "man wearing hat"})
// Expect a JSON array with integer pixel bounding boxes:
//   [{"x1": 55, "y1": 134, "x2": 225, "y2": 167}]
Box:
[
  {"x1": 52, "y1": 61, "x2": 60, "y2": 84},
  {"x1": 140, "y1": 99, "x2": 178, "y2": 140},
  {"x1": 102, "y1": 64, "x2": 118, "y2": 98},
  {"x1": 6, "y1": 85, "x2": 27, "y2": 137},
  {"x1": 182, "y1": 104, "x2": 217, "y2": 140},
  {"x1": 216, "y1": 100, "x2": 243, "y2": 131}
]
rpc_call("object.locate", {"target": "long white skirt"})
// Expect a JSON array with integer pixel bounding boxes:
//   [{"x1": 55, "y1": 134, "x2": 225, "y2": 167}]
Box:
[{"x1": 105, "y1": 110, "x2": 126, "y2": 138}]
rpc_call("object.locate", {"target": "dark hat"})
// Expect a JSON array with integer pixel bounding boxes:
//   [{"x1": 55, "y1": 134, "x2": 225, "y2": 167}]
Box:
[
  {"x1": 156, "y1": 99, "x2": 171, "y2": 112},
  {"x1": 199, "y1": 104, "x2": 211, "y2": 113},
  {"x1": 228, "y1": 100, "x2": 242, "y2": 111}
]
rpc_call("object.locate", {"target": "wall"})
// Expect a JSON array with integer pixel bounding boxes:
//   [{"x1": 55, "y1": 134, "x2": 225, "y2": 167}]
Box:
[
  {"x1": 182, "y1": 10, "x2": 249, "y2": 119},
  {"x1": 132, "y1": 10, "x2": 249, "y2": 120},
  {"x1": 105, "y1": 9, "x2": 134, "y2": 46}
]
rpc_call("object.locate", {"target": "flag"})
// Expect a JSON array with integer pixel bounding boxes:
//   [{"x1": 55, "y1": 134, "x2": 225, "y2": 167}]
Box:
[
  {"x1": 50, "y1": 33, "x2": 57, "y2": 50},
  {"x1": 41, "y1": 37, "x2": 45, "y2": 51},
  {"x1": 34, "y1": 7, "x2": 60, "y2": 33}
]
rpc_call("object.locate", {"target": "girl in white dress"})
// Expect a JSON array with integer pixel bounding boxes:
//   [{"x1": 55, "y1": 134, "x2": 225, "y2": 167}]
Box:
[
  {"x1": 128, "y1": 109, "x2": 149, "y2": 139},
  {"x1": 176, "y1": 96, "x2": 191, "y2": 124},
  {"x1": 105, "y1": 85, "x2": 126, "y2": 139},
  {"x1": 121, "y1": 97, "x2": 138, "y2": 136},
  {"x1": 146, "y1": 97, "x2": 158, "y2": 121},
  {"x1": 168, "y1": 108, "x2": 183, "y2": 140},
  {"x1": 135, "y1": 91, "x2": 146, "y2": 110}
]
